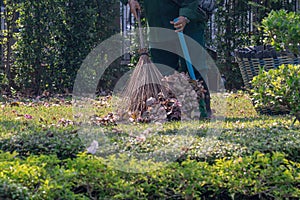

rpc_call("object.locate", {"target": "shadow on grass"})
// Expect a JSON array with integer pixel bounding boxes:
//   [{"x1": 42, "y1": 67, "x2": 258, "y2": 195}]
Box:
[
  {"x1": 0, "y1": 120, "x2": 28, "y2": 134},
  {"x1": 224, "y1": 115, "x2": 294, "y2": 123},
  {"x1": 1, "y1": 117, "x2": 299, "y2": 163},
  {"x1": 0, "y1": 120, "x2": 84, "y2": 159},
  {"x1": 218, "y1": 123, "x2": 300, "y2": 162}
]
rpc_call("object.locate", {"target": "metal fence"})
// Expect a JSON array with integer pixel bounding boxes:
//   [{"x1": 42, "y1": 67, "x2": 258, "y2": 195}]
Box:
[
  {"x1": 206, "y1": 0, "x2": 300, "y2": 49},
  {"x1": 120, "y1": 2, "x2": 135, "y2": 65},
  {"x1": 0, "y1": 1, "x2": 5, "y2": 70}
]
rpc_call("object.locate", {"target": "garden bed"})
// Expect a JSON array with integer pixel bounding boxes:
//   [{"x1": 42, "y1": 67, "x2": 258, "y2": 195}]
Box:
[{"x1": 0, "y1": 93, "x2": 299, "y2": 199}]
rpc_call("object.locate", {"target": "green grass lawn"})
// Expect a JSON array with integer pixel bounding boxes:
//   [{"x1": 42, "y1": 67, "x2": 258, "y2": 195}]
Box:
[{"x1": 0, "y1": 92, "x2": 299, "y2": 199}]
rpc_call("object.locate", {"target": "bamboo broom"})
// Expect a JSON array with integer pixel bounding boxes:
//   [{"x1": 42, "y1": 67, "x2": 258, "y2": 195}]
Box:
[{"x1": 120, "y1": 11, "x2": 167, "y2": 118}]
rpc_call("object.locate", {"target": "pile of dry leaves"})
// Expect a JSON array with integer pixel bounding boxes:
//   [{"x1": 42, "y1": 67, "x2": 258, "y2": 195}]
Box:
[{"x1": 117, "y1": 72, "x2": 206, "y2": 123}]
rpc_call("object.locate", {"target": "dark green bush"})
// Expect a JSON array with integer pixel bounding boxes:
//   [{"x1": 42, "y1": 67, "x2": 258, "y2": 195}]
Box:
[
  {"x1": 4, "y1": 0, "x2": 118, "y2": 95},
  {"x1": 0, "y1": 129, "x2": 84, "y2": 159}
]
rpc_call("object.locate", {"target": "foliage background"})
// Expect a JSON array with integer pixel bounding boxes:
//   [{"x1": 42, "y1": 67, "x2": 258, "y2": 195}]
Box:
[
  {"x1": 1, "y1": 0, "x2": 299, "y2": 94},
  {"x1": 1, "y1": 0, "x2": 123, "y2": 95},
  {"x1": 206, "y1": 0, "x2": 297, "y2": 90}
]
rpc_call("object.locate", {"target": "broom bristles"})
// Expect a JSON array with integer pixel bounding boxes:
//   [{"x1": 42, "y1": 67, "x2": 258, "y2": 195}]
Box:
[{"x1": 121, "y1": 54, "x2": 167, "y2": 115}]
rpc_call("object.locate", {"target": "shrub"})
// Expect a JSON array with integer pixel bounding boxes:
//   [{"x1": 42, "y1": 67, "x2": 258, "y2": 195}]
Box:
[
  {"x1": 209, "y1": 151, "x2": 300, "y2": 199},
  {"x1": 251, "y1": 64, "x2": 300, "y2": 123},
  {"x1": 261, "y1": 9, "x2": 300, "y2": 55},
  {"x1": 0, "y1": 152, "x2": 86, "y2": 200},
  {"x1": 0, "y1": 151, "x2": 299, "y2": 199},
  {"x1": 5, "y1": 0, "x2": 118, "y2": 94}
]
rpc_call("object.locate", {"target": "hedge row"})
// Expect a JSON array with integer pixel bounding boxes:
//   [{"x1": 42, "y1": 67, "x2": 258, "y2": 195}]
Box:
[{"x1": 0, "y1": 151, "x2": 299, "y2": 199}]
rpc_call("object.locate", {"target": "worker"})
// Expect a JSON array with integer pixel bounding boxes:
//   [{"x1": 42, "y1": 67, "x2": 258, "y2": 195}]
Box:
[{"x1": 121, "y1": 0, "x2": 212, "y2": 118}]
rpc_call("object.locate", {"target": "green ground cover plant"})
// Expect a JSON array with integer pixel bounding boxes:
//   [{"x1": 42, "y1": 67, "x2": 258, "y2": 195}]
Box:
[{"x1": 0, "y1": 93, "x2": 299, "y2": 199}]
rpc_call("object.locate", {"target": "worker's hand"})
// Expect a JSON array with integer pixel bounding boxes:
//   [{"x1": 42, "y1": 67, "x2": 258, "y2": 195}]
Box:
[
  {"x1": 170, "y1": 16, "x2": 189, "y2": 32},
  {"x1": 128, "y1": 0, "x2": 141, "y2": 19}
]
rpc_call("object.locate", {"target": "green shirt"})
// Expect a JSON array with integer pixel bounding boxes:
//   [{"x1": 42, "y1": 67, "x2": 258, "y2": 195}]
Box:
[{"x1": 121, "y1": 0, "x2": 206, "y2": 42}]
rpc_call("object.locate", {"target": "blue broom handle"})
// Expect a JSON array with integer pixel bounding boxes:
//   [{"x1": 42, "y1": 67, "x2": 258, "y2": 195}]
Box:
[{"x1": 174, "y1": 18, "x2": 196, "y2": 80}]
